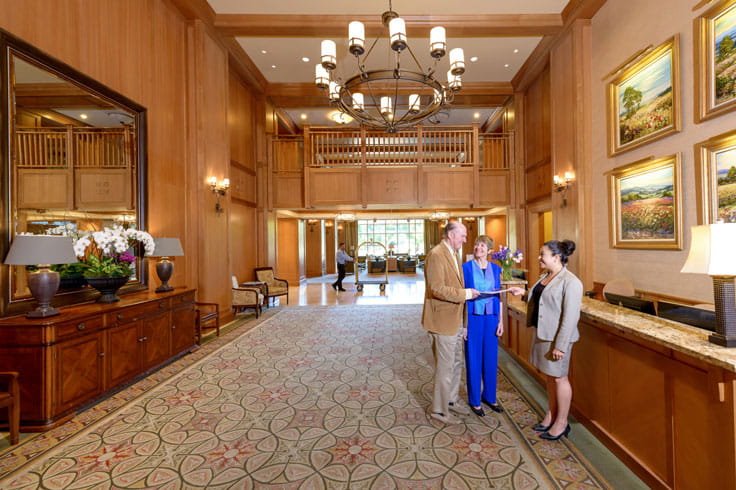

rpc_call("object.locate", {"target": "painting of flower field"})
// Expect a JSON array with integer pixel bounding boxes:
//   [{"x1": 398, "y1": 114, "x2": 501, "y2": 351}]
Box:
[
  {"x1": 714, "y1": 5, "x2": 736, "y2": 106},
  {"x1": 618, "y1": 165, "x2": 676, "y2": 241},
  {"x1": 617, "y1": 51, "x2": 674, "y2": 146},
  {"x1": 716, "y1": 146, "x2": 736, "y2": 222}
]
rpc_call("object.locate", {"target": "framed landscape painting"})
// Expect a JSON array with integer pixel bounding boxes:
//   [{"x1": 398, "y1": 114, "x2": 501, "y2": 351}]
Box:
[
  {"x1": 607, "y1": 36, "x2": 681, "y2": 156},
  {"x1": 695, "y1": 0, "x2": 736, "y2": 122},
  {"x1": 607, "y1": 154, "x2": 683, "y2": 249},
  {"x1": 694, "y1": 129, "x2": 736, "y2": 223}
]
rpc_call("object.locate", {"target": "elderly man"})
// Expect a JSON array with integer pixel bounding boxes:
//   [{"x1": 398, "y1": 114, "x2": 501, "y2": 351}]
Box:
[{"x1": 422, "y1": 221, "x2": 480, "y2": 424}]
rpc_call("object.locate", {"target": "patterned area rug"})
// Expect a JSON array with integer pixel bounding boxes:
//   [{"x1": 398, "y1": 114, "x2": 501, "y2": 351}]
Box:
[{"x1": 1, "y1": 305, "x2": 608, "y2": 489}]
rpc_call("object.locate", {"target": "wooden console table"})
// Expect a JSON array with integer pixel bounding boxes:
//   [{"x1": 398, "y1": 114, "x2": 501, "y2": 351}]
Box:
[{"x1": 0, "y1": 288, "x2": 197, "y2": 431}]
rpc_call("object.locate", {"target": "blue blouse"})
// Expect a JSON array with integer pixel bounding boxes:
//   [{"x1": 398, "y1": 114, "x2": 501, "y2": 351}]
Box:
[{"x1": 462, "y1": 260, "x2": 501, "y2": 316}]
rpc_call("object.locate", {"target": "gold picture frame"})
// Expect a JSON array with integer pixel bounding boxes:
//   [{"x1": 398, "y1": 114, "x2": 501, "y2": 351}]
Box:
[
  {"x1": 606, "y1": 36, "x2": 681, "y2": 157},
  {"x1": 606, "y1": 154, "x2": 683, "y2": 249},
  {"x1": 694, "y1": 129, "x2": 736, "y2": 223},
  {"x1": 695, "y1": 0, "x2": 736, "y2": 122}
]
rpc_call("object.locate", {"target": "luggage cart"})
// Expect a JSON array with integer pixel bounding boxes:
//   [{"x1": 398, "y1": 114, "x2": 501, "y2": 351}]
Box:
[{"x1": 354, "y1": 241, "x2": 389, "y2": 292}]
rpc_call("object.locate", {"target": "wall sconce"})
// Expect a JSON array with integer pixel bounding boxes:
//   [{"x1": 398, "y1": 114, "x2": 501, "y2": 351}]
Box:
[
  {"x1": 429, "y1": 211, "x2": 450, "y2": 221},
  {"x1": 681, "y1": 222, "x2": 736, "y2": 347},
  {"x1": 208, "y1": 177, "x2": 230, "y2": 213},
  {"x1": 306, "y1": 219, "x2": 319, "y2": 232},
  {"x1": 553, "y1": 171, "x2": 575, "y2": 207}
]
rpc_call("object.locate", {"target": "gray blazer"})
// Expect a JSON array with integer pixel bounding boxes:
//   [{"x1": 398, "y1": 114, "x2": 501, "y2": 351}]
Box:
[{"x1": 526, "y1": 266, "x2": 583, "y2": 350}]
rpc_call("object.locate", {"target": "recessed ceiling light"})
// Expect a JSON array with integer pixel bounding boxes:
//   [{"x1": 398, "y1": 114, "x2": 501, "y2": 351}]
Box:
[
  {"x1": 261, "y1": 50, "x2": 267, "y2": 54},
  {"x1": 504, "y1": 64, "x2": 510, "y2": 68},
  {"x1": 302, "y1": 57, "x2": 310, "y2": 62},
  {"x1": 271, "y1": 65, "x2": 277, "y2": 69},
  {"x1": 470, "y1": 56, "x2": 478, "y2": 62},
  {"x1": 513, "y1": 49, "x2": 519, "y2": 53},
  {"x1": 300, "y1": 113, "x2": 308, "y2": 120},
  {"x1": 473, "y1": 112, "x2": 480, "y2": 119},
  {"x1": 80, "y1": 114, "x2": 88, "y2": 120}
]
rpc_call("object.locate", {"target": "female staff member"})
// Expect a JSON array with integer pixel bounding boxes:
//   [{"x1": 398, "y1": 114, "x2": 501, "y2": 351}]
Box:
[
  {"x1": 462, "y1": 235, "x2": 504, "y2": 416},
  {"x1": 510, "y1": 240, "x2": 582, "y2": 441}
]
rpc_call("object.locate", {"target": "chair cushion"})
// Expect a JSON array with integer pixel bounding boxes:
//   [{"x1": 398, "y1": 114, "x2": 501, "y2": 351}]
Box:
[{"x1": 267, "y1": 286, "x2": 288, "y2": 296}]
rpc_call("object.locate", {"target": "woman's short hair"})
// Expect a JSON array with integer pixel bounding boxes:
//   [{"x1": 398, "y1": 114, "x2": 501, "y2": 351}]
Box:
[
  {"x1": 474, "y1": 235, "x2": 494, "y2": 251},
  {"x1": 544, "y1": 239, "x2": 576, "y2": 265}
]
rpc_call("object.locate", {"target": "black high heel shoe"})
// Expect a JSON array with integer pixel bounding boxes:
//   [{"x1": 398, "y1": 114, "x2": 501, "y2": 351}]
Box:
[
  {"x1": 540, "y1": 424, "x2": 571, "y2": 441},
  {"x1": 481, "y1": 400, "x2": 504, "y2": 413},
  {"x1": 470, "y1": 406, "x2": 485, "y2": 417},
  {"x1": 532, "y1": 423, "x2": 552, "y2": 432}
]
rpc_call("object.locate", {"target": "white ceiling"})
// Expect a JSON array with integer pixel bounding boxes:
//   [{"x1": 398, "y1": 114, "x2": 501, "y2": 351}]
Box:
[
  {"x1": 237, "y1": 36, "x2": 541, "y2": 84},
  {"x1": 207, "y1": 0, "x2": 569, "y2": 15},
  {"x1": 207, "y1": 0, "x2": 568, "y2": 127}
]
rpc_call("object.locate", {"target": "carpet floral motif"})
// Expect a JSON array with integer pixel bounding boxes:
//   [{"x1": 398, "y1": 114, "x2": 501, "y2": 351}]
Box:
[{"x1": 1, "y1": 305, "x2": 608, "y2": 489}]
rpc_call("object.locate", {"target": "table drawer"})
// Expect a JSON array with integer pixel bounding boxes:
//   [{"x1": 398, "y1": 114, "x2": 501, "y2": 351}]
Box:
[
  {"x1": 111, "y1": 299, "x2": 171, "y2": 324},
  {"x1": 56, "y1": 316, "x2": 104, "y2": 340},
  {"x1": 175, "y1": 291, "x2": 195, "y2": 305}
]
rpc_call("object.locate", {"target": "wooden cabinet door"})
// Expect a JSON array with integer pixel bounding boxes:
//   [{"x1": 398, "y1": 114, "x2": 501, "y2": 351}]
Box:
[
  {"x1": 55, "y1": 332, "x2": 104, "y2": 414},
  {"x1": 141, "y1": 312, "x2": 170, "y2": 370},
  {"x1": 107, "y1": 321, "x2": 141, "y2": 388},
  {"x1": 171, "y1": 304, "x2": 196, "y2": 356}
]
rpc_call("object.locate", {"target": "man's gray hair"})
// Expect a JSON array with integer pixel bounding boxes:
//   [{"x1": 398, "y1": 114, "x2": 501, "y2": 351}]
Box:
[{"x1": 443, "y1": 220, "x2": 461, "y2": 238}]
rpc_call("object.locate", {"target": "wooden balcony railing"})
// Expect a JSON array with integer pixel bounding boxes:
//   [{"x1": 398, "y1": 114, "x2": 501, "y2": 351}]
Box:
[
  {"x1": 15, "y1": 126, "x2": 136, "y2": 169},
  {"x1": 271, "y1": 126, "x2": 515, "y2": 209}
]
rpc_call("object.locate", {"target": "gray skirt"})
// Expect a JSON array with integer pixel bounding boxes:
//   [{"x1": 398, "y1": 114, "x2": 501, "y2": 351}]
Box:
[{"x1": 530, "y1": 329, "x2": 573, "y2": 377}]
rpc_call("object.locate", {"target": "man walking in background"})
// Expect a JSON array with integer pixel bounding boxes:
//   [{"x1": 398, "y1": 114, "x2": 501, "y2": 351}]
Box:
[
  {"x1": 332, "y1": 242, "x2": 353, "y2": 292},
  {"x1": 422, "y1": 221, "x2": 480, "y2": 424}
]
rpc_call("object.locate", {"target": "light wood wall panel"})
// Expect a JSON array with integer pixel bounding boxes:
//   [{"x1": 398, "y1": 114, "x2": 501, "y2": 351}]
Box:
[
  {"x1": 484, "y1": 215, "x2": 507, "y2": 249},
  {"x1": 325, "y1": 220, "x2": 336, "y2": 274},
  {"x1": 273, "y1": 175, "x2": 303, "y2": 208},
  {"x1": 305, "y1": 221, "x2": 323, "y2": 278},
  {"x1": 277, "y1": 218, "x2": 304, "y2": 285},
  {"x1": 309, "y1": 169, "x2": 361, "y2": 206},
  {"x1": 0, "y1": 0, "x2": 196, "y2": 294},
  {"x1": 230, "y1": 164, "x2": 256, "y2": 204},
  {"x1": 228, "y1": 71, "x2": 255, "y2": 172},
  {"x1": 364, "y1": 168, "x2": 416, "y2": 205},
  {"x1": 274, "y1": 140, "x2": 302, "y2": 171},
  {"x1": 421, "y1": 168, "x2": 474, "y2": 206},
  {"x1": 524, "y1": 66, "x2": 551, "y2": 168},
  {"x1": 230, "y1": 201, "x2": 257, "y2": 283},
  {"x1": 525, "y1": 164, "x2": 551, "y2": 203},
  {"x1": 478, "y1": 173, "x2": 509, "y2": 205}
]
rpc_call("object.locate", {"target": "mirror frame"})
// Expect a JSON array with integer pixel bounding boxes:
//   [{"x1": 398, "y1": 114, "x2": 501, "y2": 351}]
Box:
[{"x1": 0, "y1": 28, "x2": 148, "y2": 317}]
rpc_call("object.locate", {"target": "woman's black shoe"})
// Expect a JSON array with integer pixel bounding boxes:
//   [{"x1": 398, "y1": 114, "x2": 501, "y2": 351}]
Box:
[
  {"x1": 482, "y1": 400, "x2": 504, "y2": 413},
  {"x1": 470, "y1": 406, "x2": 485, "y2": 417},
  {"x1": 532, "y1": 423, "x2": 552, "y2": 432},
  {"x1": 540, "y1": 424, "x2": 571, "y2": 441}
]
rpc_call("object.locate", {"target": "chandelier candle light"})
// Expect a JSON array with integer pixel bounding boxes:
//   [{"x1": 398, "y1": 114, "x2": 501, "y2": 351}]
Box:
[{"x1": 317, "y1": 0, "x2": 465, "y2": 133}]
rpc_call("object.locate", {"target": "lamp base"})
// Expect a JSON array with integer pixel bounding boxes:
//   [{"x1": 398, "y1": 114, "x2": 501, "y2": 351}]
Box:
[
  {"x1": 711, "y1": 275, "x2": 736, "y2": 348},
  {"x1": 155, "y1": 259, "x2": 174, "y2": 294},
  {"x1": 27, "y1": 306, "x2": 61, "y2": 318}
]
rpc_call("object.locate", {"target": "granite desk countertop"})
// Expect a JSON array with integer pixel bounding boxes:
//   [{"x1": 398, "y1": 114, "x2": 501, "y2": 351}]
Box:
[{"x1": 506, "y1": 297, "x2": 736, "y2": 373}]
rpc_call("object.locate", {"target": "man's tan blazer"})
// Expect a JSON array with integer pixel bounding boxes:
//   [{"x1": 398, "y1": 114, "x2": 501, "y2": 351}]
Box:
[{"x1": 422, "y1": 242, "x2": 467, "y2": 335}]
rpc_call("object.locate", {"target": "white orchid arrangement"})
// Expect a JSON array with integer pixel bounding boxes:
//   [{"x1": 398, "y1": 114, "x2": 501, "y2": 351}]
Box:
[{"x1": 48, "y1": 225, "x2": 155, "y2": 277}]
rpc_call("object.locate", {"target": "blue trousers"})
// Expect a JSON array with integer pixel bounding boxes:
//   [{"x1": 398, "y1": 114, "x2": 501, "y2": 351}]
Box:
[{"x1": 465, "y1": 313, "x2": 499, "y2": 407}]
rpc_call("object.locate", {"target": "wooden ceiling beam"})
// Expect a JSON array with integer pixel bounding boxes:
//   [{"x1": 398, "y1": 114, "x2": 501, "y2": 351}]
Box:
[{"x1": 214, "y1": 14, "x2": 563, "y2": 38}]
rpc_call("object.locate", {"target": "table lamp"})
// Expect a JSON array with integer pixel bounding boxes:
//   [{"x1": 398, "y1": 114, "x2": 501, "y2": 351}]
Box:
[
  {"x1": 4, "y1": 235, "x2": 78, "y2": 318},
  {"x1": 680, "y1": 223, "x2": 736, "y2": 347},
  {"x1": 152, "y1": 238, "x2": 183, "y2": 292}
]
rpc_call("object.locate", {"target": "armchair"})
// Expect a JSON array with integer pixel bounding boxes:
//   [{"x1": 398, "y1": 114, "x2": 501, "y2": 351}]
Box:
[
  {"x1": 232, "y1": 276, "x2": 263, "y2": 317},
  {"x1": 254, "y1": 267, "x2": 289, "y2": 306},
  {"x1": 195, "y1": 302, "x2": 220, "y2": 343},
  {"x1": 0, "y1": 371, "x2": 20, "y2": 445}
]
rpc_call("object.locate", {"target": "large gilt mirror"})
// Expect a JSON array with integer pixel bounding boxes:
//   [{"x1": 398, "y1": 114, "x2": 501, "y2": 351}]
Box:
[{"x1": 1, "y1": 29, "x2": 147, "y2": 316}]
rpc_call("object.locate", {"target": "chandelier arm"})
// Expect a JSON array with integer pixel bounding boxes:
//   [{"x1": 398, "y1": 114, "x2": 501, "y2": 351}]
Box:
[{"x1": 404, "y1": 44, "x2": 426, "y2": 74}]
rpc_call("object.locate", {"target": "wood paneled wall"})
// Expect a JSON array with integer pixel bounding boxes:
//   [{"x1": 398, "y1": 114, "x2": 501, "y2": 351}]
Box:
[
  {"x1": 0, "y1": 0, "x2": 249, "y2": 314},
  {"x1": 484, "y1": 215, "x2": 507, "y2": 249},
  {"x1": 228, "y1": 70, "x2": 260, "y2": 286},
  {"x1": 524, "y1": 66, "x2": 552, "y2": 203},
  {"x1": 277, "y1": 218, "x2": 304, "y2": 285},
  {"x1": 305, "y1": 221, "x2": 324, "y2": 278},
  {"x1": 325, "y1": 220, "x2": 336, "y2": 274}
]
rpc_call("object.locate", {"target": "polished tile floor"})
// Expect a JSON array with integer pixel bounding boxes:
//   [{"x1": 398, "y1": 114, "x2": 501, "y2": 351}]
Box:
[{"x1": 285, "y1": 271, "x2": 425, "y2": 306}]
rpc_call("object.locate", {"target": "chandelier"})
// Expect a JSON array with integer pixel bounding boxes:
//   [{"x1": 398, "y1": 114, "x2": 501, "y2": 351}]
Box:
[{"x1": 315, "y1": 0, "x2": 465, "y2": 133}]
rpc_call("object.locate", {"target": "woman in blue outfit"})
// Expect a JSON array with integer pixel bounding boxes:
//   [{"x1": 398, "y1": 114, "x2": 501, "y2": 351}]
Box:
[{"x1": 462, "y1": 235, "x2": 504, "y2": 416}]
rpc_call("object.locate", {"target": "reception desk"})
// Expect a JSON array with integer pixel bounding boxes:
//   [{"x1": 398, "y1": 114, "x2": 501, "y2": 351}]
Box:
[{"x1": 504, "y1": 297, "x2": 736, "y2": 490}]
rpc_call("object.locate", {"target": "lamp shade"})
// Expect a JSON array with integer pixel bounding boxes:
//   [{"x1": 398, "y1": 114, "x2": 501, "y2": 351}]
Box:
[
  {"x1": 681, "y1": 223, "x2": 736, "y2": 276},
  {"x1": 152, "y1": 238, "x2": 184, "y2": 258},
  {"x1": 4, "y1": 235, "x2": 78, "y2": 265}
]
